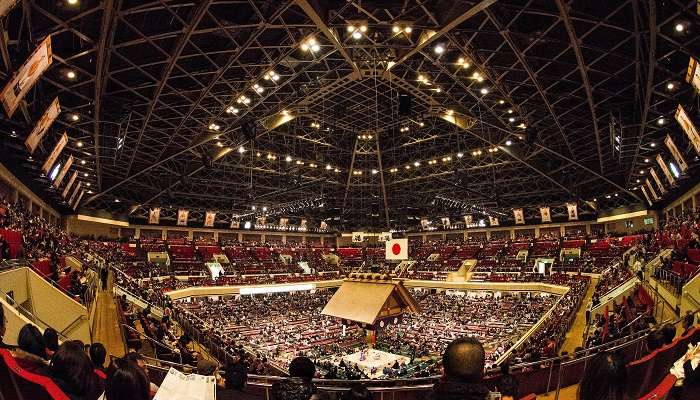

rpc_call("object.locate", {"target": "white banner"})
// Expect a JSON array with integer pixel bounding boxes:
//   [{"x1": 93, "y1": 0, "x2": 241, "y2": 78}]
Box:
[
  {"x1": 351, "y1": 232, "x2": 364, "y2": 243},
  {"x1": 68, "y1": 181, "x2": 82, "y2": 206},
  {"x1": 42, "y1": 132, "x2": 67, "y2": 174},
  {"x1": 204, "y1": 211, "x2": 216, "y2": 227},
  {"x1": 25, "y1": 97, "x2": 60, "y2": 154},
  {"x1": 52, "y1": 155, "x2": 73, "y2": 188},
  {"x1": 1, "y1": 36, "x2": 52, "y2": 117},
  {"x1": 640, "y1": 186, "x2": 653, "y2": 206},
  {"x1": 72, "y1": 190, "x2": 85, "y2": 210},
  {"x1": 385, "y1": 238, "x2": 408, "y2": 260},
  {"x1": 513, "y1": 208, "x2": 525, "y2": 224},
  {"x1": 540, "y1": 207, "x2": 551, "y2": 223},
  {"x1": 649, "y1": 167, "x2": 667, "y2": 194},
  {"x1": 256, "y1": 216, "x2": 266, "y2": 226},
  {"x1": 645, "y1": 179, "x2": 660, "y2": 200},
  {"x1": 440, "y1": 217, "x2": 450, "y2": 226},
  {"x1": 665, "y1": 135, "x2": 688, "y2": 173},
  {"x1": 62, "y1": 170, "x2": 77, "y2": 198},
  {"x1": 230, "y1": 219, "x2": 240, "y2": 229},
  {"x1": 300, "y1": 218, "x2": 307, "y2": 230},
  {"x1": 279, "y1": 217, "x2": 288, "y2": 226},
  {"x1": 463, "y1": 215, "x2": 473, "y2": 225},
  {"x1": 420, "y1": 218, "x2": 429, "y2": 230},
  {"x1": 687, "y1": 57, "x2": 700, "y2": 94},
  {"x1": 566, "y1": 203, "x2": 578, "y2": 221},
  {"x1": 656, "y1": 154, "x2": 676, "y2": 186},
  {"x1": 488, "y1": 216, "x2": 499, "y2": 226},
  {"x1": 676, "y1": 104, "x2": 700, "y2": 155},
  {"x1": 148, "y1": 208, "x2": 161, "y2": 224},
  {"x1": 378, "y1": 232, "x2": 392, "y2": 242},
  {"x1": 319, "y1": 221, "x2": 327, "y2": 230},
  {"x1": 177, "y1": 209, "x2": 189, "y2": 226},
  {"x1": 0, "y1": 0, "x2": 18, "y2": 19}
]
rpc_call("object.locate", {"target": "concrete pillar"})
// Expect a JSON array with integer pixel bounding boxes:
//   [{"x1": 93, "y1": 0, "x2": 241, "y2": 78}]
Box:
[
  {"x1": 534, "y1": 227, "x2": 540, "y2": 238},
  {"x1": 135, "y1": 227, "x2": 141, "y2": 239}
]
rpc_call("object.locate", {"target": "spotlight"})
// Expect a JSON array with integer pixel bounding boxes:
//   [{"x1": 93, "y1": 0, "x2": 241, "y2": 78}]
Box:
[
  {"x1": 404, "y1": 26, "x2": 412, "y2": 33},
  {"x1": 67, "y1": 0, "x2": 78, "y2": 4},
  {"x1": 262, "y1": 206, "x2": 268, "y2": 211},
  {"x1": 71, "y1": 114, "x2": 80, "y2": 121},
  {"x1": 66, "y1": 70, "x2": 76, "y2": 79},
  {"x1": 657, "y1": 117, "x2": 665, "y2": 125},
  {"x1": 507, "y1": 109, "x2": 513, "y2": 114},
  {"x1": 505, "y1": 140, "x2": 512, "y2": 146},
  {"x1": 480, "y1": 88, "x2": 488, "y2": 95},
  {"x1": 80, "y1": 160, "x2": 86, "y2": 165},
  {"x1": 434, "y1": 44, "x2": 445, "y2": 54},
  {"x1": 508, "y1": 117, "x2": 515, "y2": 122},
  {"x1": 238, "y1": 145, "x2": 245, "y2": 153},
  {"x1": 644, "y1": 158, "x2": 650, "y2": 163},
  {"x1": 226, "y1": 106, "x2": 239, "y2": 114},
  {"x1": 666, "y1": 82, "x2": 675, "y2": 90},
  {"x1": 413, "y1": 161, "x2": 420, "y2": 167},
  {"x1": 359, "y1": 25, "x2": 367, "y2": 32},
  {"x1": 650, "y1": 142, "x2": 656, "y2": 148},
  {"x1": 77, "y1": 141, "x2": 83, "y2": 147},
  {"x1": 352, "y1": 31, "x2": 362, "y2": 39},
  {"x1": 392, "y1": 25, "x2": 400, "y2": 33},
  {"x1": 457, "y1": 152, "x2": 463, "y2": 158},
  {"x1": 675, "y1": 23, "x2": 684, "y2": 32},
  {"x1": 498, "y1": 100, "x2": 504, "y2": 104},
  {"x1": 285, "y1": 155, "x2": 292, "y2": 162}
]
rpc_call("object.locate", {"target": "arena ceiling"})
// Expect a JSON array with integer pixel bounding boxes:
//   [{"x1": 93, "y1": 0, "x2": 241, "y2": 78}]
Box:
[{"x1": 0, "y1": 0, "x2": 698, "y2": 231}]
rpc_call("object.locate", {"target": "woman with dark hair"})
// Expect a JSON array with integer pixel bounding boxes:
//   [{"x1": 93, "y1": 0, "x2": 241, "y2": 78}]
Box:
[
  {"x1": 11, "y1": 324, "x2": 48, "y2": 373},
  {"x1": 90, "y1": 343, "x2": 108, "y2": 380},
  {"x1": 43, "y1": 327, "x2": 59, "y2": 359},
  {"x1": 49, "y1": 340, "x2": 101, "y2": 400},
  {"x1": 578, "y1": 351, "x2": 627, "y2": 400},
  {"x1": 103, "y1": 358, "x2": 150, "y2": 400}
]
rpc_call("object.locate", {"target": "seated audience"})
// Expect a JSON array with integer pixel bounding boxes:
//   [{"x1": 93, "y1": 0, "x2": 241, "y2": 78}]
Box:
[
  {"x1": 49, "y1": 340, "x2": 101, "y2": 400},
  {"x1": 431, "y1": 337, "x2": 490, "y2": 400},
  {"x1": 12, "y1": 323, "x2": 48, "y2": 373},
  {"x1": 103, "y1": 357, "x2": 150, "y2": 400},
  {"x1": 577, "y1": 351, "x2": 627, "y2": 400},
  {"x1": 44, "y1": 327, "x2": 59, "y2": 359}
]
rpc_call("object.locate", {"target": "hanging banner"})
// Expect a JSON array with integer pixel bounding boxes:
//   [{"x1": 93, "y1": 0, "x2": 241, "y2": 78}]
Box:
[
  {"x1": 655, "y1": 154, "x2": 676, "y2": 186},
  {"x1": 230, "y1": 219, "x2": 240, "y2": 229},
  {"x1": 1, "y1": 36, "x2": 53, "y2": 117},
  {"x1": 378, "y1": 232, "x2": 392, "y2": 242},
  {"x1": 148, "y1": 208, "x2": 161, "y2": 224},
  {"x1": 441, "y1": 217, "x2": 450, "y2": 227},
  {"x1": 352, "y1": 232, "x2": 364, "y2": 242},
  {"x1": 204, "y1": 211, "x2": 216, "y2": 227},
  {"x1": 25, "y1": 97, "x2": 60, "y2": 154},
  {"x1": 513, "y1": 208, "x2": 525, "y2": 224},
  {"x1": 68, "y1": 181, "x2": 82, "y2": 206},
  {"x1": 62, "y1": 170, "x2": 77, "y2": 198},
  {"x1": 41, "y1": 132, "x2": 67, "y2": 174},
  {"x1": 52, "y1": 155, "x2": 73, "y2": 188},
  {"x1": 649, "y1": 168, "x2": 667, "y2": 194},
  {"x1": 177, "y1": 209, "x2": 189, "y2": 226},
  {"x1": 72, "y1": 190, "x2": 85, "y2": 210},
  {"x1": 0, "y1": 0, "x2": 18, "y2": 19},
  {"x1": 319, "y1": 221, "x2": 327, "y2": 230},
  {"x1": 640, "y1": 186, "x2": 653, "y2": 206},
  {"x1": 300, "y1": 218, "x2": 307, "y2": 230},
  {"x1": 566, "y1": 203, "x2": 578, "y2": 221},
  {"x1": 279, "y1": 217, "x2": 288, "y2": 227},
  {"x1": 488, "y1": 216, "x2": 499, "y2": 226},
  {"x1": 420, "y1": 218, "x2": 430, "y2": 230},
  {"x1": 540, "y1": 207, "x2": 551, "y2": 223},
  {"x1": 676, "y1": 104, "x2": 700, "y2": 155},
  {"x1": 645, "y1": 179, "x2": 660, "y2": 200},
  {"x1": 463, "y1": 215, "x2": 473, "y2": 226},
  {"x1": 687, "y1": 57, "x2": 700, "y2": 94},
  {"x1": 664, "y1": 135, "x2": 688, "y2": 173}
]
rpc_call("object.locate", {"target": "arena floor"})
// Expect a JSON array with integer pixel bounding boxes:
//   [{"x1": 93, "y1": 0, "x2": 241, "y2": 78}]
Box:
[{"x1": 342, "y1": 349, "x2": 411, "y2": 378}]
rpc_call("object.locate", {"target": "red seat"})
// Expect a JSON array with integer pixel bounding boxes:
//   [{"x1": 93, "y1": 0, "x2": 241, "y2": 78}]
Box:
[
  {"x1": 638, "y1": 374, "x2": 676, "y2": 400},
  {"x1": 0, "y1": 348, "x2": 70, "y2": 400}
]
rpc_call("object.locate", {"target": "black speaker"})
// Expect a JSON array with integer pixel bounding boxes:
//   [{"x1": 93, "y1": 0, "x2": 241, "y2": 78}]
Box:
[{"x1": 398, "y1": 92, "x2": 412, "y2": 116}]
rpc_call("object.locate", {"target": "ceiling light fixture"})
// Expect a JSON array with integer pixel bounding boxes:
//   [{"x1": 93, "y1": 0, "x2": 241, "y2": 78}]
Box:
[
  {"x1": 66, "y1": 71, "x2": 76, "y2": 79},
  {"x1": 434, "y1": 44, "x2": 445, "y2": 54}
]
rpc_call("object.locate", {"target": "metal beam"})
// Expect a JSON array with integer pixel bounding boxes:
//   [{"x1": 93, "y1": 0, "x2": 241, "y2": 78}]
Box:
[
  {"x1": 93, "y1": 0, "x2": 120, "y2": 190},
  {"x1": 341, "y1": 136, "x2": 359, "y2": 224},
  {"x1": 389, "y1": 0, "x2": 498, "y2": 69},
  {"x1": 555, "y1": 0, "x2": 604, "y2": 173},
  {"x1": 375, "y1": 133, "x2": 390, "y2": 229},
  {"x1": 294, "y1": 0, "x2": 360, "y2": 75},
  {"x1": 125, "y1": 0, "x2": 212, "y2": 177}
]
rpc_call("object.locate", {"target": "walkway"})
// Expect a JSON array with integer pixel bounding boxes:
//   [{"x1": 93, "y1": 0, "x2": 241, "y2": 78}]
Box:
[
  {"x1": 92, "y1": 271, "x2": 125, "y2": 357},
  {"x1": 559, "y1": 276, "x2": 598, "y2": 354}
]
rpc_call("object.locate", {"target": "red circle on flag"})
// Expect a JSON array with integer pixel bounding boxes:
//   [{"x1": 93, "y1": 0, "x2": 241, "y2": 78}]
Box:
[{"x1": 392, "y1": 243, "x2": 402, "y2": 255}]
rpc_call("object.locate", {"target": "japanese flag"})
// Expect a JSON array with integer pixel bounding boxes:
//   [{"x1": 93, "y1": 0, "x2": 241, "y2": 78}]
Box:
[{"x1": 386, "y1": 238, "x2": 408, "y2": 260}]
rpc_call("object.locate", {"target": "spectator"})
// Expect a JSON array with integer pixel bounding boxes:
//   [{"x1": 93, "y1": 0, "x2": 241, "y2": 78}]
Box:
[
  {"x1": 12, "y1": 324, "x2": 48, "y2": 373},
  {"x1": 646, "y1": 330, "x2": 664, "y2": 353},
  {"x1": 496, "y1": 362, "x2": 519, "y2": 400},
  {"x1": 661, "y1": 323, "x2": 676, "y2": 345},
  {"x1": 271, "y1": 356, "x2": 318, "y2": 400},
  {"x1": 342, "y1": 384, "x2": 373, "y2": 400},
  {"x1": 431, "y1": 337, "x2": 490, "y2": 400},
  {"x1": 44, "y1": 327, "x2": 59, "y2": 359},
  {"x1": 577, "y1": 351, "x2": 627, "y2": 400},
  {"x1": 103, "y1": 358, "x2": 150, "y2": 400},
  {"x1": 0, "y1": 304, "x2": 7, "y2": 348},
  {"x1": 225, "y1": 353, "x2": 248, "y2": 391},
  {"x1": 90, "y1": 343, "x2": 107, "y2": 375},
  {"x1": 49, "y1": 340, "x2": 101, "y2": 400},
  {"x1": 683, "y1": 311, "x2": 696, "y2": 334},
  {"x1": 123, "y1": 351, "x2": 160, "y2": 395}
]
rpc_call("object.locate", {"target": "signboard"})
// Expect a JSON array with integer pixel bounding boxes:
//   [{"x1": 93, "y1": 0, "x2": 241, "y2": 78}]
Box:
[
  {"x1": 41, "y1": 132, "x2": 67, "y2": 174},
  {"x1": 25, "y1": 97, "x2": 60, "y2": 154},
  {"x1": 665, "y1": 134, "x2": 688, "y2": 173},
  {"x1": 0, "y1": 36, "x2": 52, "y2": 117}
]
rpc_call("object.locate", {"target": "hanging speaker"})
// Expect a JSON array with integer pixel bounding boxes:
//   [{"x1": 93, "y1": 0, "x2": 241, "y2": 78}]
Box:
[{"x1": 398, "y1": 92, "x2": 412, "y2": 116}]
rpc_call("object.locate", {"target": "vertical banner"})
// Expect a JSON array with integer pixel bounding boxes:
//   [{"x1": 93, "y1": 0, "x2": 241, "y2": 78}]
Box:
[
  {"x1": 62, "y1": 170, "x2": 77, "y2": 198},
  {"x1": 352, "y1": 232, "x2": 364, "y2": 242},
  {"x1": 320, "y1": 220, "x2": 328, "y2": 230},
  {"x1": 540, "y1": 207, "x2": 551, "y2": 223},
  {"x1": 148, "y1": 208, "x2": 161, "y2": 224},
  {"x1": 378, "y1": 232, "x2": 392, "y2": 242},
  {"x1": 676, "y1": 104, "x2": 700, "y2": 155},
  {"x1": 488, "y1": 216, "x2": 499, "y2": 226},
  {"x1": 279, "y1": 217, "x2": 288, "y2": 226},
  {"x1": 664, "y1": 135, "x2": 688, "y2": 173},
  {"x1": 645, "y1": 179, "x2": 660, "y2": 200},
  {"x1": 566, "y1": 203, "x2": 578, "y2": 221},
  {"x1": 300, "y1": 218, "x2": 307, "y2": 230},
  {"x1": 513, "y1": 208, "x2": 525, "y2": 224},
  {"x1": 640, "y1": 186, "x2": 653, "y2": 206},
  {"x1": 68, "y1": 181, "x2": 82, "y2": 206},
  {"x1": 656, "y1": 154, "x2": 676, "y2": 186},
  {"x1": 687, "y1": 57, "x2": 700, "y2": 93},
  {"x1": 52, "y1": 155, "x2": 73, "y2": 188},
  {"x1": 0, "y1": 0, "x2": 19, "y2": 19},
  {"x1": 41, "y1": 132, "x2": 67, "y2": 174},
  {"x1": 230, "y1": 219, "x2": 240, "y2": 229},
  {"x1": 649, "y1": 168, "x2": 667, "y2": 194},
  {"x1": 0, "y1": 36, "x2": 52, "y2": 117},
  {"x1": 72, "y1": 190, "x2": 85, "y2": 210},
  {"x1": 420, "y1": 218, "x2": 429, "y2": 230},
  {"x1": 463, "y1": 215, "x2": 473, "y2": 226},
  {"x1": 177, "y1": 209, "x2": 189, "y2": 226},
  {"x1": 440, "y1": 217, "x2": 450, "y2": 227},
  {"x1": 204, "y1": 211, "x2": 216, "y2": 227},
  {"x1": 25, "y1": 97, "x2": 60, "y2": 154}
]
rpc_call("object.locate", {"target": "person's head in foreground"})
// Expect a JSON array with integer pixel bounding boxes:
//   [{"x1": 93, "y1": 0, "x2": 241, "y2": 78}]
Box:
[
  {"x1": 431, "y1": 337, "x2": 490, "y2": 400},
  {"x1": 342, "y1": 384, "x2": 373, "y2": 400},
  {"x1": 271, "y1": 356, "x2": 318, "y2": 400},
  {"x1": 289, "y1": 356, "x2": 316, "y2": 382},
  {"x1": 578, "y1": 351, "x2": 627, "y2": 400},
  {"x1": 50, "y1": 340, "x2": 99, "y2": 398},
  {"x1": 90, "y1": 342, "x2": 107, "y2": 370},
  {"x1": 105, "y1": 357, "x2": 150, "y2": 400}
]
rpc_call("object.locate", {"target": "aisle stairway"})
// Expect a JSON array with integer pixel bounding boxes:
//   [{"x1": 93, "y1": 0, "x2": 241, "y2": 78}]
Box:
[{"x1": 92, "y1": 271, "x2": 125, "y2": 357}]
